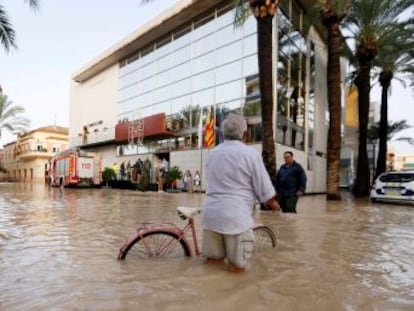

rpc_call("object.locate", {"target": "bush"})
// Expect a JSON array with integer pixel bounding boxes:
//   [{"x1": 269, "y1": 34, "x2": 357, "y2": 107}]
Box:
[
  {"x1": 102, "y1": 167, "x2": 115, "y2": 185},
  {"x1": 165, "y1": 166, "x2": 182, "y2": 189}
]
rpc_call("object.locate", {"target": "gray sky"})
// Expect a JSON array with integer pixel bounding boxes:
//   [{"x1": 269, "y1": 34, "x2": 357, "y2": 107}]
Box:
[{"x1": 1, "y1": 0, "x2": 413, "y2": 154}]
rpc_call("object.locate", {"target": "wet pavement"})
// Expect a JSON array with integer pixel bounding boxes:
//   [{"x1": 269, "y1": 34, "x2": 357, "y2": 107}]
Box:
[{"x1": 0, "y1": 183, "x2": 413, "y2": 310}]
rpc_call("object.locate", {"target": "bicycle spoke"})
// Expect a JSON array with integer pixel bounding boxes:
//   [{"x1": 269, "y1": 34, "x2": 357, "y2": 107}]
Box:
[
  {"x1": 254, "y1": 226, "x2": 276, "y2": 252},
  {"x1": 127, "y1": 232, "x2": 188, "y2": 259}
]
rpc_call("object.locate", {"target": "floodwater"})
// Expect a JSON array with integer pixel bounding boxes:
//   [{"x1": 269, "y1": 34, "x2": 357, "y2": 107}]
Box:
[{"x1": 0, "y1": 183, "x2": 413, "y2": 311}]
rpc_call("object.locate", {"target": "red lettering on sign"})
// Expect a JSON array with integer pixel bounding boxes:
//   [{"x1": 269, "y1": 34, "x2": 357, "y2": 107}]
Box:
[{"x1": 82, "y1": 163, "x2": 92, "y2": 169}]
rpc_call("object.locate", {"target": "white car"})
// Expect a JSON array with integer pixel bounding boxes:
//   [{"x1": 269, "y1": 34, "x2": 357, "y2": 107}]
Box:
[{"x1": 370, "y1": 170, "x2": 414, "y2": 204}]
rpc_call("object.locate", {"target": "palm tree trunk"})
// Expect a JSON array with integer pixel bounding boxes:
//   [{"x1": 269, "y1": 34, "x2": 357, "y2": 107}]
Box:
[
  {"x1": 376, "y1": 71, "x2": 391, "y2": 178},
  {"x1": 326, "y1": 21, "x2": 342, "y2": 200},
  {"x1": 354, "y1": 65, "x2": 371, "y2": 197},
  {"x1": 257, "y1": 15, "x2": 276, "y2": 182}
]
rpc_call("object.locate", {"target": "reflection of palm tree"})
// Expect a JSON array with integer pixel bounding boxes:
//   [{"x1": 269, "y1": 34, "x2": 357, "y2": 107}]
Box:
[
  {"x1": 0, "y1": 94, "x2": 30, "y2": 139},
  {"x1": 0, "y1": 0, "x2": 39, "y2": 52},
  {"x1": 243, "y1": 100, "x2": 261, "y2": 117}
]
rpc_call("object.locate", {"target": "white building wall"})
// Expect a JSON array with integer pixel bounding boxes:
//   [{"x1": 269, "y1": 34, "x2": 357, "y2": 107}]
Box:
[{"x1": 69, "y1": 64, "x2": 119, "y2": 148}]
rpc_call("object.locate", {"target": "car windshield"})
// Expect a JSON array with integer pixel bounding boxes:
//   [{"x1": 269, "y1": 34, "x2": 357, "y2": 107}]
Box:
[{"x1": 379, "y1": 173, "x2": 414, "y2": 183}]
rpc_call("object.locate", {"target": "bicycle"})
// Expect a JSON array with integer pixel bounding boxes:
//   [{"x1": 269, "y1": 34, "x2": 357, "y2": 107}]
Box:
[{"x1": 117, "y1": 206, "x2": 276, "y2": 260}]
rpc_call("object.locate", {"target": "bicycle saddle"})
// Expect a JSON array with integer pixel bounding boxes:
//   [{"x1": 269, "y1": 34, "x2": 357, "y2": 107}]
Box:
[{"x1": 177, "y1": 206, "x2": 201, "y2": 219}]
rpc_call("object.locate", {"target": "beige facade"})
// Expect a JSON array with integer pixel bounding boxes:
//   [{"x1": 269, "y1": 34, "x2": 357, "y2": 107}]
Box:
[
  {"x1": 69, "y1": 0, "x2": 332, "y2": 193},
  {"x1": 2, "y1": 126, "x2": 69, "y2": 183}
]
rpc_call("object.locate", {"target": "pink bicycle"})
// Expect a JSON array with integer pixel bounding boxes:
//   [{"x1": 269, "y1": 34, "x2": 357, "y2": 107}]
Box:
[{"x1": 117, "y1": 206, "x2": 276, "y2": 260}]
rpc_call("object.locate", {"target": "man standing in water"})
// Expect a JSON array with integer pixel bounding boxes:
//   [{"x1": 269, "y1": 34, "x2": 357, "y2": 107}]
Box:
[
  {"x1": 201, "y1": 114, "x2": 279, "y2": 272},
  {"x1": 275, "y1": 151, "x2": 307, "y2": 213}
]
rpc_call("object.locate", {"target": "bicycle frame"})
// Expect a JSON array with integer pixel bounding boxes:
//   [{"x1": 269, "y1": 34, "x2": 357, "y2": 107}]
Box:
[{"x1": 117, "y1": 217, "x2": 200, "y2": 260}]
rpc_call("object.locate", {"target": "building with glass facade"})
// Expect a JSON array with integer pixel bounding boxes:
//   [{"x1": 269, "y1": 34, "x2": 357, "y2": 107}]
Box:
[{"x1": 70, "y1": 0, "x2": 336, "y2": 193}]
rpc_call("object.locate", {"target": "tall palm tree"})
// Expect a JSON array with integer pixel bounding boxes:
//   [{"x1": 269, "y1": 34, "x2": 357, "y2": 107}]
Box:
[
  {"x1": 317, "y1": 0, "x2": 350, "y2": 200},
  {"x1": 374, "y1": 38, "x2": 414, "y2": 178},
  {"x1": 0, "y1": 0, "x2": 39, "y2": 52},
  {"x1": 235, "y1": 0, "x2": 281, "y2": 182},
  {"x1": 0, "y1": 94, "x2": 30, "y2": 138},
  {"x1": 345, "y1": 0, "x2": 414, "y2": 197}
]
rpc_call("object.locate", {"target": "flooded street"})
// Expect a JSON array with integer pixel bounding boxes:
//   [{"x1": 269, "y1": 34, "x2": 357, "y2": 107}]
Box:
[{"x1": 0, "y1": 183, "x2": 413, "y2": 311}]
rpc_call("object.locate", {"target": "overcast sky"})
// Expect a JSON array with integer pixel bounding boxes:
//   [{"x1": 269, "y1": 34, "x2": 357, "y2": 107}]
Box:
[{"x1": 1, "y1": 0, "x2": 413, "y2": 154}]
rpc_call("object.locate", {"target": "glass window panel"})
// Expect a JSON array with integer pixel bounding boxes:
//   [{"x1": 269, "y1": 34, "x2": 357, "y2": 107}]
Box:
[
  {"x1": 119, "y1": 84, "x2": 138, "y2": 102},
  {"x1": 153, "y1": 86, "x2": 170, "y2": 103},
  {"x1": 243, "y1": 54, "x2": 258, "y2": 78},
  {"x1": 141, "y1": 101, "x2": 170, "y2": 118},
  {"x1": 154, "y1": 55, "x2": 171, "y2": 74},
  {"x1": 154, "y1": 69, "x2": 171, "y2": 88},
  {"x1": 170, "y1": 62, "x2": 191, "y2": 82},
  {"x1": 193, "y1": 51, "x2": 215, "y2": 74},
  {"x1": 172, "y1": 45, "x2": 191, "y2": 65},
  {"x1": 140, "y1": 46, "x2": 155, "y2": 66},
  {"x1": 193, "y1": 88, "x2": 214, "y2": 107},
  {"x1": 216, "y1": 79, "x2": 242, "y2": 103},
  {"x1": 215, "y1": 8, "x2": 235, "y2": 30},
  {"x1": 223, "y1": 98, "x2": 242, "y2": 114},
  {"x1": 216, "y1": 60, "x2": 242, "y2": 85},
  {"x1": 172, "y1": 26, "x2": 191, "y2": 50},
  {"x1": 244, "y1": 15, "x2": 256, "y2": 36},
  {"x1": 193, "y1": 32, "x2": 216, "y2": 58},
  {"x1": 155, "y1": 36, "x2": 172, "y2": 58},
  {"x1": 193, "y1": 14, "x2": 215, "y2": 41},
  {"x1": 172, "y1": 78, "x2": 191, "y2": 98},
  {"x1": 119, "y1": 70, "x2": 139, "y2": 90},
  {"x1": 216, "y1": 41, "x2": 243, "y2": 66},
  {"x1": 244, "y1": 33, "x2": 257, "y2": 56},
  {"x1": 137, "y1": 92, "x2": 153, "y2": 108},
  {"x1": 193, "y1": 70, "x2": 215, "y2": 92},
  {"x1": 216, "y1": 25, "x2": 243, "y2": 48},
  {"x1": 139, "y1": 77, "x2": 154, "y2": 94},
  {"x1": 171, "y1": 95, "x2": 191, "y2": 114},
  {"x1": 140, "y1": 62, "x2": 154, "y2": 80}
]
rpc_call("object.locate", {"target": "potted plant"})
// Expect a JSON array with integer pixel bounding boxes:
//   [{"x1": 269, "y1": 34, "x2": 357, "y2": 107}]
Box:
[
  {"x1": 164, "y1": 165, "x2": 182, "y2": 192},
  {"x1": 102, "y1": 167, "x2": 115, "y2": 187}
]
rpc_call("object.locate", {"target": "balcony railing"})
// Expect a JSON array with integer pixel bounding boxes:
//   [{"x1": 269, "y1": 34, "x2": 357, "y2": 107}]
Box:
[{"x1": 71, "y1": 128, "x2": 115, "y2": 147}]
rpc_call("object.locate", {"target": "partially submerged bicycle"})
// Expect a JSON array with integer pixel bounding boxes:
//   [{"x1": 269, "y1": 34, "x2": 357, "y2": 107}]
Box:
[{"x1": 117, "y1": 206, "x2": 276, "y2": 260}]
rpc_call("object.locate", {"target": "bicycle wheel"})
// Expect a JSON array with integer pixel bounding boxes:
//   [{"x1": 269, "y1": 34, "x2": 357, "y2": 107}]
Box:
[
  {"x1": 120, "y1": 231, "x2": 191, "y2": 260},
  {"x1": 253, "y1": 225, "x2": 276, "y2": 251}
]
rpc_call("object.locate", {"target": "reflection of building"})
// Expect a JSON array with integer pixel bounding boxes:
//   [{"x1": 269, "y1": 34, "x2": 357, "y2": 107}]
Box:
[
  {"x1": 70, "y1": 0, "x2": 336, "y2": 193},
  {"x1": 340, "y1": 85, "x2": 379, "y2": 187},
  {"x1": 2, "y1": 126, "x2": 68, "y2": 182}
]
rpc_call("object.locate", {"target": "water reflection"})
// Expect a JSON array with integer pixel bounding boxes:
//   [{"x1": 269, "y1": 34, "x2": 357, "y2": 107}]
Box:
[{"x1": 0, "y1": 183, "x2": 413, "y2": 310}]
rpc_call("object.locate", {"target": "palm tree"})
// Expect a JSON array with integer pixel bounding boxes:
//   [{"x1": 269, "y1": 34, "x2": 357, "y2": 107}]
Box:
[
  {"x1": 317, "y1": 0, "x2": 350, "y2": 200},
  {"x1": 0, "y1": 94, "x2": 30, "y2": 138},
  {"x1": 345, "y1": 0, "x2": 414, "y2": 197},
  {"x1": 235, "y1": 0, "x2": 281, "y2": 182},
  {"x1": 374, "y1": 38, "x2": 414, "y2": 178},
  {"x1": 368, "y1": 120, "x2": 412, "y2": 143},
  {"x1": 0, "y1": 0, "x2": 39, "y2": 52}
]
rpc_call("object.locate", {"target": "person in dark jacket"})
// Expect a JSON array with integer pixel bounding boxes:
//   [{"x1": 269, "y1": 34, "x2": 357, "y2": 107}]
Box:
[{"x1": 275, "y1": 151, "x2": 307, "y2": 213}]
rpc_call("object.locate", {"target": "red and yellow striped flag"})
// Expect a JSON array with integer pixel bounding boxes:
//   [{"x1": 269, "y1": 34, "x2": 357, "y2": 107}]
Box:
[{"x1": 204, "y1": 106, "x2": 215, "y2": 148}]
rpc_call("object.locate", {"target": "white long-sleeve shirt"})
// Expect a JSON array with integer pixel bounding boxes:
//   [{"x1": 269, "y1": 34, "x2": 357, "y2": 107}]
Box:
[{"x1": 201, "y1": 140, "x2": 275, "y2": 234}]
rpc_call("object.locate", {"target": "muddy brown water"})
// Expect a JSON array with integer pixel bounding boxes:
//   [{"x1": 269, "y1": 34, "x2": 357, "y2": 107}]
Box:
[{"x1": 0, "y1": 183, "x2": 413, "y2": 310}]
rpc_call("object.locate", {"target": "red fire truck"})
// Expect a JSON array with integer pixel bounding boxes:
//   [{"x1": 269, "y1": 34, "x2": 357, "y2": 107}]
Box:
[{"x1": 49, "y1": 148, "x2": 102, "y2": 187}]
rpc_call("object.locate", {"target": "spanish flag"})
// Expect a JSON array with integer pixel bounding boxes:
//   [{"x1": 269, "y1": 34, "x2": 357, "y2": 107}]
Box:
[{"x1": 204, "y1": 106, "x2": 215, "y2": 148}]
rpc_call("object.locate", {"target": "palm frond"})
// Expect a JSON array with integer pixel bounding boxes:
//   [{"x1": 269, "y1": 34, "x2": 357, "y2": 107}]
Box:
[{"x1": 0, "y1": 4, "x2": 17, "y2": 52}]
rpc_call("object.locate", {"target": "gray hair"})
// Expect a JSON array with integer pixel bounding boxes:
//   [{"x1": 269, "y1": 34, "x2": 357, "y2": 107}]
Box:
[{"x1": 222, "y1": 114, "x2": 247, "y2": 140}]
